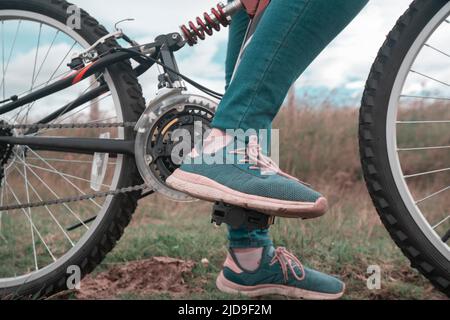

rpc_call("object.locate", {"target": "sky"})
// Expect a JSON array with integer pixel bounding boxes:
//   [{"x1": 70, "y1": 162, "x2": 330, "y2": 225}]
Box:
[
  {"x1": 71, "y1": 0, "x2": 415, "y2": 106},
  {"x1": 2, "y1": 0, "x2": 448, "y2": 116}
]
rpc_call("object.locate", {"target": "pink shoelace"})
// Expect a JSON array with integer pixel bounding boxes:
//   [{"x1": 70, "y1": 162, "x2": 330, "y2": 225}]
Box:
[
  {"x1": 229, "y1": 136, "x2": 311, "y2": 186},
  {"x1": 270, "y1": 247, "x2": 306, "y2": 282}
]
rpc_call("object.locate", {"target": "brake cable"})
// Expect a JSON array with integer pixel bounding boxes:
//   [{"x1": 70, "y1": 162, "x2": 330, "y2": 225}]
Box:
[{"x1": 116, "y1": 47, "x2": 225, "y2": 100}]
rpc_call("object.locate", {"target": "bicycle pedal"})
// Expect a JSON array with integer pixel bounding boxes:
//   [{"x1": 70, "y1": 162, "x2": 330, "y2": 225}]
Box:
[{"x1": 211, "y1": 202, "x2": 275, "y2": 231}]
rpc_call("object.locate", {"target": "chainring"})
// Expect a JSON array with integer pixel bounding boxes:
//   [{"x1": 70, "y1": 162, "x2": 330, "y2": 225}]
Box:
[{"x1": 135, "y1": 89, "x2": 217, "y2": 201}]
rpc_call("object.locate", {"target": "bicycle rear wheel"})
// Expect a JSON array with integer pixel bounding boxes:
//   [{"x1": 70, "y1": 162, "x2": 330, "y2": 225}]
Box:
[
  {"x1": 0, "y1": 0, "x2": 144, "y2": 298},
  {"x1": 360, "y1": 0, "x2": 450, "y2": 296}
]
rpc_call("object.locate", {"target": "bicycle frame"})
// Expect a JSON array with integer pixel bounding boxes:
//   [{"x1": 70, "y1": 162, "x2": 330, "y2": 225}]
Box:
[
  {"x1": 0, "y1": 0, "x2": 268, "y2": 158},
  {"x1": 0, "y1": 33, "x2": 184, "y2": 156}
]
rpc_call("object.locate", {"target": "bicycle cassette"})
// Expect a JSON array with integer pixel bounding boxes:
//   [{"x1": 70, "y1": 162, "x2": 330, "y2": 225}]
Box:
[{"x1": 135, "y1": 88, "x2": 217, "y2": 201}]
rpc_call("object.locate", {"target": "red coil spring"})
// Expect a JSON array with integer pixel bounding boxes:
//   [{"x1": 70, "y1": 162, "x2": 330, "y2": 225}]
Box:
[{"x1": 181, "y1": 4, "x2": 230, "y2": 46}]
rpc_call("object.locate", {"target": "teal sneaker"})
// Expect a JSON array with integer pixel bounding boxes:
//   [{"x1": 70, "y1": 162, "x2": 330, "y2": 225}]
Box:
[
  {"x1": 216, "y1": 246, "x2": 345, "y2": 300},
  {"x1": 166, "y1": 136, "x2": 328, "y2": 219}
]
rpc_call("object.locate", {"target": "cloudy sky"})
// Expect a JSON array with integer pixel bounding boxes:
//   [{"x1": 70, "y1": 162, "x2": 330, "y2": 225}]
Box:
[
  {"x1": 71, "y1": 0, "x2": 414, "y2": 105},
  {"x1": 3, "y1": 0, "x2": 447, "y2": 117}
]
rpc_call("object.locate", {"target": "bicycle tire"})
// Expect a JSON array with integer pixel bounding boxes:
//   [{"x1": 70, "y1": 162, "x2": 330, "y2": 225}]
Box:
[
  {"x1": 360, "y1": 0, "x2": 450, "y2": 296},
  {"x1": 0, "y1": 0, "x2": 145, "y2": 299}
]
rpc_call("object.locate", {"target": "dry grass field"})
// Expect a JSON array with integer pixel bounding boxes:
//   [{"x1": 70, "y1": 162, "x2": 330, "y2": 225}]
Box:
[{"x1": 71, "y1": 95, "x2": 448, "y2": 300}]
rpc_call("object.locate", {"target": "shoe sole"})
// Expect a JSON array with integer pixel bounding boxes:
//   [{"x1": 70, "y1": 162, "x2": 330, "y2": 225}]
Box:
[
  {"x1": 166, "y1": 169, "x2": 328, "y2": 219},
  {"x1": 216, "y1": 272, "x2": 345, "y2": 300}
]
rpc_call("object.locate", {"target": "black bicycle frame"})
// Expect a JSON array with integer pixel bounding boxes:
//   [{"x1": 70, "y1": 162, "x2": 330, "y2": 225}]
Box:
[{"x1": 0, "y1": 32, "x2": 185, "y2": 156}]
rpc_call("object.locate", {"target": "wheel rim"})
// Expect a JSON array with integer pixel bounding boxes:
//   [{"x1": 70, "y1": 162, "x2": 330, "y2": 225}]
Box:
[
  {"x1": 0, "y1": 10, "x2": 125, "y2": 288},
  {"x1": 387, "y1": 3, "x2": 450, "y2": 260}
]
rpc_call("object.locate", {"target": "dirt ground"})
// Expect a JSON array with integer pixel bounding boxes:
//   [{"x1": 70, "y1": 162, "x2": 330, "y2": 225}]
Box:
[{"x1": 76, "y1": 257, "x2": 198, "y2": 300}]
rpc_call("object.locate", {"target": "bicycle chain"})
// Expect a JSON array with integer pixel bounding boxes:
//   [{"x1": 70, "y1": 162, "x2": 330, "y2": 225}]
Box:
[
  {"x1": 0, "y1": 122, "x2": 137, "y2": 130},
  {"x1": 0, "y1": 121, "x2": 150, "y2": 212}
]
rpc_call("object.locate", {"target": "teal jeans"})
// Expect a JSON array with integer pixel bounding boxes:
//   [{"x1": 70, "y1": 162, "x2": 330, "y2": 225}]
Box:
[{"x1": 221, "y1": 0, "x2": 368, "y2": 248}]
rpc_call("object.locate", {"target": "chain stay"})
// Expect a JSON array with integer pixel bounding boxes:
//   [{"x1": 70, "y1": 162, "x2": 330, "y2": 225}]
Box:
[{"x1": 0, "y1": 121, "x2": 148, "y2": 212}]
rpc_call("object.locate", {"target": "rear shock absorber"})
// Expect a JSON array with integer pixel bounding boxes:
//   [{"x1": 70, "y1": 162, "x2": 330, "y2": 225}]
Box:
[{"x1": 180, "y1": 1, "x2": 243, "y2": 46}]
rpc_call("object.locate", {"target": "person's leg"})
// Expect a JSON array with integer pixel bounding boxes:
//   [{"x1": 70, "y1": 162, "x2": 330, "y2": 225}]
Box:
[
  {"x1": 167, "y1": 0, "x2": 368, "y2": 218},
  {"x1": 213, "y1": 0, "x2": 367, "y2": 299},
  {"x1": 224, "y1": 4, "x2": 249, "y2": 90},
  {"x1": 212, "y1": 0, "x2": 368, "y2": 132},
  {"x1": 222, "y1": 2, "x2": 274, "y2": 260}
]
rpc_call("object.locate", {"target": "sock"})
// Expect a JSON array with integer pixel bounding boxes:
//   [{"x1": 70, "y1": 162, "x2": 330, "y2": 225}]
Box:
[{"x1": 232, "y1": 247, "x2": 264, "y2": 271}]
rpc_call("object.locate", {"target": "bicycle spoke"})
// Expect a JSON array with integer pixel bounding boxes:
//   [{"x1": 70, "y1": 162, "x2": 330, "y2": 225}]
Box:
[
  {"x1": 19, "y1": 23, "x2": 43, "y2": 124},
  {"x1": 398, "y1": 145, "x2": 450, "y2": 152},
  {"x1": 25, "y1": 148, "x2": 103, "y2": 209},
  {"x1": 397, "y1": 120, "x2": 450, "y2": 124},
  {"x1": 54, "y1": 98, "x2": 114, "y2": 125},
  {"x1": 9, "y1": 40, "x2": 77, "y2": 123},
  {"x1": 16, "y1": 30, "x2": 60, "y2": 123},
  {"x1": 13, "y1": 164, "x2": 75, "y2": 246},
  {"x1": 5, "y1": 182, "x2": 57, "y2": 266},
  {"x1": 47, "y1": 41, "x2": 77, "y2": 82},
  {"x1": 25, "y1": 163, "x2": 111, "y2": 189},
  {"x1": 400, "y1": 94, "x2": 450, "y2": 101},
  {"x1": 0, "y1": 185, "x2": 5, "y2": 242},
  {"x1": 48, "y1": 74, "x2": 104, "y2": 124},
  {"x1": 47, "y1": 92, "x2": 111, "y2": 124},
  {"x1": 21, "y1": 149, "x2": 39, "y2": 270},
  {"x1": 410, "y1": 69, "x2": 450, "y2": 87},
  {"x1": 404, "y1": 167, "x2": 450, "y2": 179},
  {"x1": 1, "y1": 21, "x2": 4, "y2": 100},
  {"x1": 5, "y1": 70, "x2": 71, "y2": 108},
  {"x1": 18, "y1": 31, "x2": 64, "y2": 124},
  {"x1": 12, "y1": 154, "x2": 89, "y2": 231},
  {"x1": 424, "y1": 43, "x2": 450, "y2": 58},
  {"x1": 33, "y1": 30, "x2": 60, "y2": 85},
  {"x1": 31, "y1": 24, "x2": 42, "y2": 86},
  {"x1": 34, "y1": 95, "x2": 114, "y2": 136},
  {"x1": 433, "y1": 215, "x2": 450, "y2": 230},
  {"x1": 416, "y1": 186, "x2": 450, "y2": 205},
  {"x1": 398, "y1": 120, "x2": 450, "y2": 124},
  {"x1": 11, "y1": 151, "x2": 89, "y2": 226},
  {"x1": 0, "y1": 20, "x2": 21, "y2": 96}
]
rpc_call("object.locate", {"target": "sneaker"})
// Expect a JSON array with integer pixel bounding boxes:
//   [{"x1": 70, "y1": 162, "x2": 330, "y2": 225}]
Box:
[
  {"x1": 216, "y1": 246, "x2": 345, "y2": 300},
  {"x1": 166, "y1": 136, "x2": 328, "y2": 219}
]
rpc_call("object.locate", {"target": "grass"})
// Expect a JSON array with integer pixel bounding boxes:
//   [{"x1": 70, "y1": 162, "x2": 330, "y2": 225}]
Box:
[
  {"x1": 94, "y1": 98, "x2": 448, "y2": 300},
  {"x1": 1, "y1": 95, "x2": 448, "y2": 300},
  {"x1": 101, "y1": 190, "x2": 445, "y2": 300}
]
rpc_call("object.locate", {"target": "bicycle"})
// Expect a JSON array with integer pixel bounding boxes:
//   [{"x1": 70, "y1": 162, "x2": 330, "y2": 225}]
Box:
[{"x1": 0, "y1": 0, "x2": 447, "y2": 298}]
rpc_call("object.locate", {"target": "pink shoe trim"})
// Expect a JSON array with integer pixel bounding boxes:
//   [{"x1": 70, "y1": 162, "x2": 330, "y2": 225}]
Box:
[
  {"x1": 223, "y1": 255, "x2": 244, "y2": 274},
  {"x1": 216, "y1": 272, "x2": 345, "y2": 300},
  {"x1": 166, "y1": 169, "x2": 328, "y2": 219}
]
